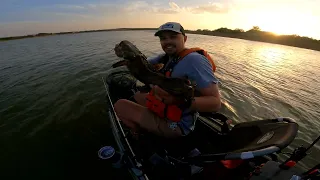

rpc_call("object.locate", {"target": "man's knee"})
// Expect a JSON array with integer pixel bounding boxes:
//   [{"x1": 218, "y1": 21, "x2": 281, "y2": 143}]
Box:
[
  {"x1": 114, "y1": 99, "x2": 130, "y2": 114},
  {"x1": 114, "y1": 99, "x2": 145, "y2": 123},
  {"x1": 134, "y1": 92, "x2": 147, "y2": 106}
]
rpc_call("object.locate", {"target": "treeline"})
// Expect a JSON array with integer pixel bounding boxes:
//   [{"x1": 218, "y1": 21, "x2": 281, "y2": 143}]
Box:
[
  {"x1": 1, "y1": 26, "x2": 319, "y2": 51},
  {"x1": 186, "y1": 26, "x2": 320, "y2": 51},
  {"x1": 0, "y1": 28, "x2": 157, "y2": 41}
]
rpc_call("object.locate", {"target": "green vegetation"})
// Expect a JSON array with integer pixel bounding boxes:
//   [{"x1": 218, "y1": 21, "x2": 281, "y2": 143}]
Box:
[
  {"x1": 1, "y1": 27, "x2": 319, "y2": 51},
  {"x1": 187, "y1": 26, "x2": 320, "y2": 51}
]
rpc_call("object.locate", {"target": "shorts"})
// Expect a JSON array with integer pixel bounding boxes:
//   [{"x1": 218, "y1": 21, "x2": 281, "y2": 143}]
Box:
[{"x1": 139, "y1": 108, "x2": 183, "y2": 138}]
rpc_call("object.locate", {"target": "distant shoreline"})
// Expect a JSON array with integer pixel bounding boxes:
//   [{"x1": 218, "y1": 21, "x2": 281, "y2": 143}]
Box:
[
  {"x1": 1, "y1": 27, "x2": 319, "y2": 52},
  {"x1": 0, "y1": 28, "x2": 156, "y2": 41}
]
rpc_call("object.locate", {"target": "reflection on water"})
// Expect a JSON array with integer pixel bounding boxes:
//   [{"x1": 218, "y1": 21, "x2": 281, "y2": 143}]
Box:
[
  {"x1": 0, "y1": 31, "x2": 319, "y2": 178},
  {"x1": 257, "y1": 46, "x2": 288, "y2": 67},
  {"x1": 208, "y1": 37, "x2": 320, "y2": 170}
]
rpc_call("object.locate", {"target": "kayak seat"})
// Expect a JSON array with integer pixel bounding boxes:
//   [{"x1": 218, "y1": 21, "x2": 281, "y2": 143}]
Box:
[
  {"x1": 184, "y1": 117, "x2": 298, "y2": 164},
  {"x1": 134, "y1": 116, "x2": 298, "y2": 164},
  {"x1": 222, "y1": 118, "x2": 298, "y2": 153}
]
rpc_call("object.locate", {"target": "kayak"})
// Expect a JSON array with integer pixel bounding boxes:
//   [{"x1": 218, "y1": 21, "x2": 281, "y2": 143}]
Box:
[{"x1": 100, "y1": 66, "x2": 319, "y2": 180}]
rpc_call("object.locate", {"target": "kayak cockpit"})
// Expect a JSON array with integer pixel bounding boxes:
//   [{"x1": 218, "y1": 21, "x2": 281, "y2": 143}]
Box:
[{"x1": 104, "y1": 67, "x2": 300, "y2": 180}]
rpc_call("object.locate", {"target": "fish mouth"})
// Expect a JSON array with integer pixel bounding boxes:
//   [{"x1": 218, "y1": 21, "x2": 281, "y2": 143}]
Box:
[{"x1": 112, "y1": 60, "x2": 128, "y2": 68}]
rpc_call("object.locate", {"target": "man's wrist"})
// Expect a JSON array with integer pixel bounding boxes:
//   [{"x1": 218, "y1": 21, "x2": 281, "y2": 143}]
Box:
[{"x1": 184, "y1": 97, "x2": 196, "y2": 111}]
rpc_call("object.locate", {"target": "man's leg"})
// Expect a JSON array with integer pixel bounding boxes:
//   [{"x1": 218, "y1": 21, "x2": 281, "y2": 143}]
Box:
[
  {"x1": 134, "y1": 91, "x2": 147, "y2": 106},
  {"x1": 139, "y1": 110, "x2": 182, "y2": 138},
  {"x1": 114, "y1": 99, "x2": 182, "y2": 138},
  {"x1": 114, "y1": 99, "x2": 145, "y2": 132}
]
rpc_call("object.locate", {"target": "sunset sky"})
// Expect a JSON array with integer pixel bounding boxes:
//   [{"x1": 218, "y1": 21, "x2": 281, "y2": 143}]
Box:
[{"x1": 1, "y1": 0, "x2": 319, "y2": 39}]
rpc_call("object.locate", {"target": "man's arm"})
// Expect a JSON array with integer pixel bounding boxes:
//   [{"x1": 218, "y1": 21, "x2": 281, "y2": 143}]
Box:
[
  {"x1": 189, "y1": 83, "x2": 221, "y2": 112},
  {"x1": 153, "y1": 83, "x2": 221, "y2": 112},
  {"x1": 177, "y1": 53, "x2": 221, "y2": 112}
]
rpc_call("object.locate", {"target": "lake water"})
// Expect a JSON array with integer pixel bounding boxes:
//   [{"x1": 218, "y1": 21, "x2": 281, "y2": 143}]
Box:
[{"x1": 0, "y1": 30, "x2": 319, "y2": 179}]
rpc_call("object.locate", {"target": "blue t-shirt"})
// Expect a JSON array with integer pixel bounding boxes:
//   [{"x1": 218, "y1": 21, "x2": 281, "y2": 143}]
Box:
[{"x1": 147, "y1": 52, "x2": 219, "y2": 135}]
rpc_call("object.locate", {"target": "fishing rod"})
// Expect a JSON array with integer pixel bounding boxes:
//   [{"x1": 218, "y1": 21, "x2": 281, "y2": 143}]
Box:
[
  {"x1": 279, "y1": 135, "x2": 320, "y2": 170},
  {"x1": 102, "y1": 77, "x2": 136, "y2": 157},
  {"x1": 301, "y1": 163, "x2": 320, "y2": 179},
  {"x1": 102, "y1": 77, "x2": 149, "y2": 180}
]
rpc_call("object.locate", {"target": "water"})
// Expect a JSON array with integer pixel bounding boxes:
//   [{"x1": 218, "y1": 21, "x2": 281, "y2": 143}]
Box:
[{"x1": 0, "y1": 31, "x2": 319, "y2": 179}]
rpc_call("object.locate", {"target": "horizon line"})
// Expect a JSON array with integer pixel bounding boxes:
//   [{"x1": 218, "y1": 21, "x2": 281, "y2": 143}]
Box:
[{"x1": 1, "y1": 27, "x2": 319, "y2": 41}]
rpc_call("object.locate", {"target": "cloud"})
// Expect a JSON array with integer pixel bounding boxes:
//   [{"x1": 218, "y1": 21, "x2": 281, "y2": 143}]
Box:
[
  {"x1": 121, "y1": 1, "x2": 230, "y2": 14},
  {"x1": 123, "y1": 1, "x2": 149, "y2": 12},
  {"x1": 122, "y1": 1, "x2": 180, "y2": 14},
  {"x1": 158, "y1": 2, "x2": 230, "y2": 14},
  {"x1": 51, "y1": 3, "x2": 121, "y2": 19},
  {"x1": 169, "y1": 2, "x2": 180, "y2": 11},
  {"x1": 0, "y1": 1, "x2": 230, "y2": 25},
  {"x1": 153, "y1": 2, "x2": 181, "y2": 14},
  {"x1": 155, "y1": 8, "x2": 180, "y2": 14},
  {"x1": 190, "y1": 3, "x2": 230, "y2": 14},
  {"x1": 53, "y1": 12, "x2": 93, "y2": 19},
  {"x1": 88, "y1": 4, "x2": 97, "y2": 9},
  {"x1": 55, "y1": 4, "x2": 85, "y2": 10}
]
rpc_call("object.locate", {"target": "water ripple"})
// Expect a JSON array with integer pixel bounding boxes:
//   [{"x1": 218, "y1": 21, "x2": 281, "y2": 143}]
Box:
[{"x1": 0, "y1": 31, "x2": 319, "y2": 176}]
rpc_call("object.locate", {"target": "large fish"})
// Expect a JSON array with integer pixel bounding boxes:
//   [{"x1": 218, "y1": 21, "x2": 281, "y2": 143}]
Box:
[{"x1": 111, "y1": 40, "x2": 194, "y2": 100}]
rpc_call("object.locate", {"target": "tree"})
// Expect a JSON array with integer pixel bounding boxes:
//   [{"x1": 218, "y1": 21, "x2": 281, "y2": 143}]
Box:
[
  {"x1": 214, "y1": 27, "x2": 232, "y2": 33},
  {"x1": 252, "y1": 26, "x2": 261, "y2": 31},
  {"x1": 234, "y1": 28, "x2": 244, "y2": 33}
]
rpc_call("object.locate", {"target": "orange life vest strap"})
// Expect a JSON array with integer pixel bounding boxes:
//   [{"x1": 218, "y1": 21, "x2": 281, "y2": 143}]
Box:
[
  {"x1": 164, "y1": 48, "x2": 216, "y2": 78},
  {"x1": 145, "y1": 90, "x2": 183, "y2": 122},
  {"x1": 166, "y1": 104, "x2": 182, "y2": 122},
  {"x1": 146, "y1": 90, "x2": 166, "y2": 118},
  {"x1": 220, "y1": 159, "x2": 244, "y2": 169},
  {"x1": 177, "y1": 48, "x2": 216, "y2": 72},
  {"x1": 165, "y1": 71, "x2": 171, "y2": 77}
]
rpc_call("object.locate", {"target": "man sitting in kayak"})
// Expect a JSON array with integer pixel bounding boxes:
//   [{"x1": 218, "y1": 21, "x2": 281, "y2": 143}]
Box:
[{"x1": 114, "y1": 22, "x2": 221, "y2": 138}]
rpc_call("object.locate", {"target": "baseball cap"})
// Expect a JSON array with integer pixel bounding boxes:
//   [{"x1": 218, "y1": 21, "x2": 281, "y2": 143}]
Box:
[{"x1": 154, "y1": 22, "x2": 186, "y2": 36}]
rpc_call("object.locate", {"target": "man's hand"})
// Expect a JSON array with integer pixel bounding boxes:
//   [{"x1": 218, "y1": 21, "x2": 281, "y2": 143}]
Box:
[
  {"x1": 152, "y1": 63, "x2": 164, "y2": 71},
  {"x1": 153, "y1": 85, "x2": 181, "y2": 105},
  {"x1": 153, "y1": 83, "x2": 221, "y2": 112}
]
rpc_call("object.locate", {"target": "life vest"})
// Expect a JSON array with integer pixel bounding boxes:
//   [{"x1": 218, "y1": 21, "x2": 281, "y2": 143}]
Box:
[
  {"x1": 146, "y1": 48, "x2": 216, "y2": 123},
  {"x1": 163, "y1": 48, "x2": 216, "y2": 77}
]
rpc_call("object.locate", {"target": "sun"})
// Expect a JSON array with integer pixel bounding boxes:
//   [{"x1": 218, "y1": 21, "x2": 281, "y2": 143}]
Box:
[
  {"x1": 257, "y1": 12, "x2": 298, "y2": 35},
  {"x1": 250, "y1": 8, "x2": 314, "y2": 37}
]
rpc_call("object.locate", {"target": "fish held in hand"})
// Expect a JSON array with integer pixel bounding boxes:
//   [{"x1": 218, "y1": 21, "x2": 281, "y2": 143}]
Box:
[{"x1": 111, "y1": 40, "x2": 195, "y2": 99}]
